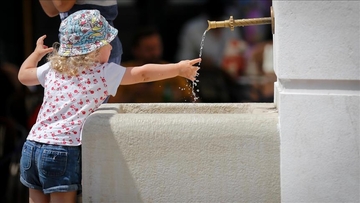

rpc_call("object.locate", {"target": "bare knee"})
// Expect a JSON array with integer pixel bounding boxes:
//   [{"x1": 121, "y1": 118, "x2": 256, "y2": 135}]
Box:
[
  {"x1": 29, "y1": 188, "x2": 50, "y2": 203},
  {"x1": 50, "y1": 191, "x2": 77, "y2": 203}
]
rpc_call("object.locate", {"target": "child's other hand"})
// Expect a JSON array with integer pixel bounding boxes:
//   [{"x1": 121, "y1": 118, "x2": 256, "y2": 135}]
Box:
[
  {"x1": 35, "y1": 35, "x2": 54, "y2": 59},
  {"x1": 178, "y1": 58, "x2": 201, "y2": 81}
]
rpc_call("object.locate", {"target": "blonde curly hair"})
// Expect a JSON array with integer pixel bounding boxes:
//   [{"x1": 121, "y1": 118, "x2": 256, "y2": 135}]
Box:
[{"x1": 47, "y1": 43, "x2": 100, "y2": 76}]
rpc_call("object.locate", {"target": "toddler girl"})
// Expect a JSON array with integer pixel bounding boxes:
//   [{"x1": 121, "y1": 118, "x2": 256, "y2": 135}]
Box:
[{"x1": 18, "y1": 9, "x2": 200, "y2": 203}]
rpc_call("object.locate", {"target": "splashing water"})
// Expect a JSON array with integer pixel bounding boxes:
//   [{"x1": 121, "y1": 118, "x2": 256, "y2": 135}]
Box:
[{"x1": 190, "y1": 29, "x2": 208, "y2": 102}]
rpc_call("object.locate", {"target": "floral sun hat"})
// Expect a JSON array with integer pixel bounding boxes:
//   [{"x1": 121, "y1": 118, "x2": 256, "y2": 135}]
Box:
[{"x1": 58, "y1": 9, "x2": 118, "y2": 56}]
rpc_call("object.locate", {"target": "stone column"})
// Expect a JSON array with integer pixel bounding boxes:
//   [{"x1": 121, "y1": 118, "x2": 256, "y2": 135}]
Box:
[{"x1": 273, "y1": 1, "x2": 360, "y2": 202}]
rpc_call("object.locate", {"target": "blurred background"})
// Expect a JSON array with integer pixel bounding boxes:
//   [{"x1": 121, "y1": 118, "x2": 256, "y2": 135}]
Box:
[{"x1": 0, "y1": 0, "x2": 273, "y2": 202}]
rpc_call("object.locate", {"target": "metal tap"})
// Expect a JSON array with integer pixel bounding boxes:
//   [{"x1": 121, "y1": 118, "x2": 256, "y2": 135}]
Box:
[{"x1": 207, "y1": 6, "x2": 275, "y2": 34}]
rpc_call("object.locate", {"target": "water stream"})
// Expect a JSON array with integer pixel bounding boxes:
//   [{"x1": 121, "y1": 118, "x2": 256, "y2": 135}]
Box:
[
  {"x1": 189, "y1": 29, "x2": 208, "y2": 102},
  {"x1": 198, "y1": 30, "x2": 208, "y2": 64}
]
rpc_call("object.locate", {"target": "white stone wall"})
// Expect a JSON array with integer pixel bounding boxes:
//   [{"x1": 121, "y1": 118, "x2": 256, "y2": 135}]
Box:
[{"x1": 273, "y1": 1, "x2": 360, "y2": 202}]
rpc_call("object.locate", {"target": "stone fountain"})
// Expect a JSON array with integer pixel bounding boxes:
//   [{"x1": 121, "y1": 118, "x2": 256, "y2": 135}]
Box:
[{"x1": 81, "y1": 103, "x2": 279, "y2": 202}]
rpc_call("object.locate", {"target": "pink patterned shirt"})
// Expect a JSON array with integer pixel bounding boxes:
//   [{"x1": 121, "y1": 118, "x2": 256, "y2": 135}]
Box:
[{"x1": 27, "y1": 62, "x2": 125, "y2": 146}]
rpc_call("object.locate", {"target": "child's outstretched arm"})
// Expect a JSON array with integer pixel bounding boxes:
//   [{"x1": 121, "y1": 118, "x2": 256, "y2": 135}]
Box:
[
  {"x1": 18, "y1": 35, "x2": 53, "y2": 86},
  {"x1": 120, "y1": 58, "x2": 201, "y2": 85}
]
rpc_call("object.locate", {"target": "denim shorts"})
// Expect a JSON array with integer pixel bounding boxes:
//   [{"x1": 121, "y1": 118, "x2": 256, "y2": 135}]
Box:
[{"x1": 20, "y1": 140, "x2": 82, "y2": 194}]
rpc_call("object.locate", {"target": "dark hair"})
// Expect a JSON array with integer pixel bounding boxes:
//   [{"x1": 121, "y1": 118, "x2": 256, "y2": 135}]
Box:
[{"x1": 131, "y1": 26, "x2": 160, "y2": 48}]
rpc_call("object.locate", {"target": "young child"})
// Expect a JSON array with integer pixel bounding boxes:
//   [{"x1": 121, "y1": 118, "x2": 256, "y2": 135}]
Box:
[{"x1": 18, "y1": 9, "x2": 200, "y2": 203}]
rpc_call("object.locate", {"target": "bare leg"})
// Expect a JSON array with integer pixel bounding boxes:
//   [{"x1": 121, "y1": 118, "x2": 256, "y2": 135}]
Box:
[
  {"x1": 29, "y1": 188, "x2": 50, "y2": 203},
  {"x1": 50, "y1": 191, "x2": 77, "y2": 203}
]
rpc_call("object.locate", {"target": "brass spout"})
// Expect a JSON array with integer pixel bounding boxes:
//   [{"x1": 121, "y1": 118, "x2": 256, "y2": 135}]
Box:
[{"x1": 207, "y1": 6, "x2": 275, "y2": 34}]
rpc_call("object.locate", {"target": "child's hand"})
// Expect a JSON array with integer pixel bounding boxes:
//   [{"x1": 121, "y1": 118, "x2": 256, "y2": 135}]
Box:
[
  {"x1": 18, "y1": 35, "x2": 54, "y2": 86},
  {"x1": 34, "y1": 35, "x2": 53, "y2": 60},
  {"x1": 178, "y1": 58, "x2": 201, "y2": 81}
]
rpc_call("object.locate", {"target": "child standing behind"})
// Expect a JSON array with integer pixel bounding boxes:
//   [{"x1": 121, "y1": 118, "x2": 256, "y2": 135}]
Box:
[{"x1": 18, "y1": 9, "x2": 200, "y2": 203}]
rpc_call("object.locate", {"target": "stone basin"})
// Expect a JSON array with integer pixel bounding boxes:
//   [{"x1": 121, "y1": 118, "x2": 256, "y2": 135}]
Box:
[{"x1": 82, "y1": 103, "x2": 280, "y2": 202}]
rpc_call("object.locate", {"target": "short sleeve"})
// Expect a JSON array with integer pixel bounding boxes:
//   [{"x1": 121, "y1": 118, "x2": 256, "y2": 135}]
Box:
[
  {"x1": 37, "y1": 62, "x2": 51, "y2": 87},
  {"x1": 103, "y1": 62, "x2": 126, "y2": 96}
]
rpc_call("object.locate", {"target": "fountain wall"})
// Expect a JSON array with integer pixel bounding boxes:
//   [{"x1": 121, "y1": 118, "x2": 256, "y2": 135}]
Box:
[
  {"x1": 273, "y1": 1, "x2": 360, "y2": 202},
  {"x1": 81, "y1": 103, "x2": 279, "y2": 202}
]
